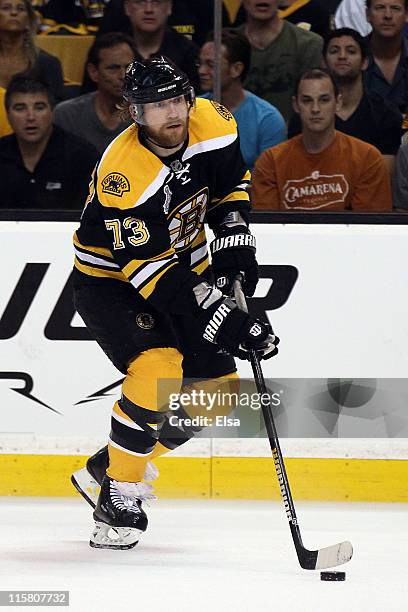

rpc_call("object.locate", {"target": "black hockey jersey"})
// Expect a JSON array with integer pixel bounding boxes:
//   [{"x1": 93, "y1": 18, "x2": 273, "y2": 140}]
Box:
[{"x1": 74, "y1": 98, "x2": 251, "y2": 315}]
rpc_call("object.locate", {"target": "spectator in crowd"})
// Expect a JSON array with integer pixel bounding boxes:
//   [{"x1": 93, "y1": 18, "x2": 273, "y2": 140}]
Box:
[
  {"x1": 0, "y1": 76, "x2": 98, "y2": 209},
  {"x1": 251, "y1": 69, "x2": 392, "y2": 211},
  {"x1": 288, "y1": 28, "x2": 402, "y2": 169},
  {"x1": 335, "y1": 0, "x2": 372, "y2": 36},
  {"x1": 392, "y1": 142, "x2": 408, "y2": 209},
  {"x1": 54, "y1": 33, "x2": 135, "y2": 155},
  {"x1": 364, "y1": 0, "x2": 408, "y2": 112},
  {"x1": 36, "y1": 0, "x2": 108, "y2": 34},
  {"x1": 99, "y1": 0, "x2": 246, "y2": 47},
  {"x1": 198, "y1": 29, "x2": 286, "y2": 170},
  {"x1": 278, "y1": 0, "x2": 331, "y2": 38},
  {"x1": 236, "y1": 0, "x2": 323, "y2": 121},
  {"x1": 0, "y1": 0, "x2": 64, "y2": 101},
  {"x1": 95, "y1": 0, "x2": 200, "y2": 91}
]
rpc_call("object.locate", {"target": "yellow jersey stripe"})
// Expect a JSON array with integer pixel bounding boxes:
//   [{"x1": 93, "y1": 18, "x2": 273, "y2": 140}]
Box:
[
  {"x1": 139, "y1": 261, "x2": 179, "y2": 300},
  {"x1": 210, "y1": 191, "x2": 250, "y2": 210},
  {"x1": 192, "y1": 258, "x2": 209, "y2": 276}
]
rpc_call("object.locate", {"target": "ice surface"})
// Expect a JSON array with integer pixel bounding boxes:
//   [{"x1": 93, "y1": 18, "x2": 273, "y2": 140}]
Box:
[{"x1": 0, "y1": 498, "x2": 406, "y2": 612}]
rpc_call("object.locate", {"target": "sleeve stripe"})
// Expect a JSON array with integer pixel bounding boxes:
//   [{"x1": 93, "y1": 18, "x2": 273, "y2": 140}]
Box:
[
  {"x1": 211, "y1": 188, "x2": 250, "y2": 204},
  {"x1": 74, "y1": 258, "x2": 127, "y2": 281},
  {"x1": 139, "y1": 261, "x2": 179, "y2": 300},
  {"x1": 192, "y1": 258, "x2": 209, "y2": 275},
  {"x1": 73, "y1": 234, "x2": 113, "y2": 258},
  {"x1": 191, "y1": 243, "x2": 208, "y2": 265},
  {"x1": 128, "y1": 255, "x2": 178, "y2": 289},
  {"x1": 210, "y1": 193, "x2": 250, "y2": 211},
  {"x1": 74, "y1": 247, "x2": 120, "y2": 269}
]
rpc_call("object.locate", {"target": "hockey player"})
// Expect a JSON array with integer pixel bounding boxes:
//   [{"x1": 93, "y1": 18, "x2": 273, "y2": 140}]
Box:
[{"x1": 72, "y1": 56, "x2": 279, "y2": 549}]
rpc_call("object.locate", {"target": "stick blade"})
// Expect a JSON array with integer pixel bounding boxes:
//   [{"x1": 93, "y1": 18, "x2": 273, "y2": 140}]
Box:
[{"x1": 315, "y1": 540, "x2": 353, "y2": 569}]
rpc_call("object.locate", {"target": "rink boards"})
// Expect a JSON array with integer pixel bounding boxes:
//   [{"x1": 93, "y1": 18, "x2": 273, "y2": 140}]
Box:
[{"x1": 0, "y1": 220, "x2": 407, "y2": 501}]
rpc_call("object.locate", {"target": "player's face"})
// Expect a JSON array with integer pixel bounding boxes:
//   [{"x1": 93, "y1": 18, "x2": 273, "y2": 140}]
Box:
[
  {"x1": 293, "y1": 77, "x2": 341, "y2": 134},
  {"x1": 7, "y1": 92, "x2": 53, "y2": 145},
  {"x1": 0, "y1": 0, "x2": 29, "y2": 33},
  {"x1": 124, "y1": 0, "x2": 171, "y2": 33},
  {"x1": 88, "y1": 43, "x2": 135, "y2": 100},
  {"x1": 367, "y1": 0, "x2": 408, "y2": 38},
  {"x1": 325, "y1": 36, "x2": 367, "y2": 82},
  {"x1": 140, "y1": 95, "x2": 189, "y2": 147},
  {"x1": 198, "y1": 42, "x2": 232, "y2": 92},
  {"x1": 242, "y1": 0, "x2": 279, "y2": 21}
]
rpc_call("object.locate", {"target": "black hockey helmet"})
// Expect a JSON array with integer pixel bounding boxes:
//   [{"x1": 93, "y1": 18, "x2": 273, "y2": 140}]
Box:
[{"x1": 122, "y1": 55, "x2": 195, "y2": 106}]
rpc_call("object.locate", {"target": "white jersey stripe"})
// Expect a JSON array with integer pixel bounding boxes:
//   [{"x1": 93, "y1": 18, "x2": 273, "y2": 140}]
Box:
[
  {"x1": 135, "y1": 165, "x2": 170, "y2": 207},
  {"x1": 112, "y1": 412, "x2": 144, "y2": 431},
  {"x1": 130, "y1": 254, "x2": 178, "y2": 289},
  {"x1": 109, "y1": 437, "x2": 152, "y2": 457},
  {"x1": 190, "y1": 244, "x2": 208, "y2": 265},
  {"x1": 183, "y1": 134, "x2": 237, "y2": 162},
  {"x1": 74, "y1": 247, "x2": 120, "y2": 269}
]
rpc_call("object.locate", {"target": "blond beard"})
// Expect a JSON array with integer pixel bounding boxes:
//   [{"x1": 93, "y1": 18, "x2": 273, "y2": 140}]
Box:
[{"x1": 144, "y1": 118, "x2": 189, "y2": 149}]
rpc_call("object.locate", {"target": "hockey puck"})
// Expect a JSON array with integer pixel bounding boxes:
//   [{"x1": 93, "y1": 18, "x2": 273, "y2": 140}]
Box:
[{"x1": 320, "y1": 571, "x2": 346, "y2": 581}]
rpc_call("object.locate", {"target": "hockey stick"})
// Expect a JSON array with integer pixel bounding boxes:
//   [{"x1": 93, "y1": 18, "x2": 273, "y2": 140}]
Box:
[{"x1": 233, "y1": 278, "x2": 353, "y2": 570}]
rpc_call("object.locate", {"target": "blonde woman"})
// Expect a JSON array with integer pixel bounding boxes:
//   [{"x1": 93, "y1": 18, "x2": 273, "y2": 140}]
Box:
[{"x1": 0, "y1": 0, "x2": 64, "y2": 100}]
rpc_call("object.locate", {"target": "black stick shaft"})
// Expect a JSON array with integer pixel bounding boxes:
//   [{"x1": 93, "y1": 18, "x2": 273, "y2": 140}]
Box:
[{"x1": 233, "y1": 280, "x2": 305, "y2": 554}]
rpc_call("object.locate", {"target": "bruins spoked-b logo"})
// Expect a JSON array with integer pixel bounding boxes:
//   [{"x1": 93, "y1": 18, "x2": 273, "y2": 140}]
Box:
[
  {"x1": 210, "y1": 100, "x2": 233, "y2": 121},
  {"x1": 101, "y1": 173, "x2": 130, "y2": 197},
  {"x1": 168, "y1": 187, "x2": 208, "y2": 251},
  {"x1": 136, "y1": 313, "x2": 155, "y2": 330}
]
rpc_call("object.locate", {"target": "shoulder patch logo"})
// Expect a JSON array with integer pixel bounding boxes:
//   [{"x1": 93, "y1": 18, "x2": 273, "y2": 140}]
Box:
[
  {"x1": 101, "y1": 173, "x2": 130, "y2": 197},
  {"x1": 210, "y1": 100, "x2": 233, "y2": 121}
]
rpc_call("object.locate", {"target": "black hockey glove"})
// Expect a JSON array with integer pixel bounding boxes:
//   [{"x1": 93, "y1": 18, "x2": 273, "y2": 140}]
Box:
[
  {"x1": 198, "y1": 292, "x2": 279, "y2": 360},
  {"x1": 210, "y1": 226, "x2": 259, "y2": 297}
]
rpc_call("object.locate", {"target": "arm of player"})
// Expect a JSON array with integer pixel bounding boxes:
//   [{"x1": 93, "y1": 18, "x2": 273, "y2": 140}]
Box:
[
  {"x1": 97, "y1": 203, "x2": 201, "y2": 314},
  {"x1": 97, "y1": 202, "x2": 277, "y2": 359},
  {"x1": 206, "y1": 135, "x2": 258, "y2": 297}
]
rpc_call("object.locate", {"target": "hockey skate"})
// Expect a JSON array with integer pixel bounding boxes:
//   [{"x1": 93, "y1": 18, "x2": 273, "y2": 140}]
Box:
[
  {"x1": 90, "y1": 476, "x2": 156, "y2": 550},
  {"x1": 71, "y1": 446, "x2": 159, "y2": 508}
]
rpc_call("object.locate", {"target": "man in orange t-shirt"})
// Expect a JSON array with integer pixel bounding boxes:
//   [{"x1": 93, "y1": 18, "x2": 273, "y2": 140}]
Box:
[{"x1": 251, "y1": 68, "x2": 392, "y2": 211}]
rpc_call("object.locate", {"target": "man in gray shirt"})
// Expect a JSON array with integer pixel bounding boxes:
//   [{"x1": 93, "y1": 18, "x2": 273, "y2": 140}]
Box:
[
  {"x1": 237, "y1": 0, "x2": 323, "y2": 121},
  {"x1": 54, "y1": 33, "x2": 136, "y2": 154}
]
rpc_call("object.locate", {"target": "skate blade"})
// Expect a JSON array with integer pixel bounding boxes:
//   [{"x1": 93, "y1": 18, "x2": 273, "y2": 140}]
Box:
[
  {"x1": 89, "y1": 521, "x2": 143, "y2": 550},
  {"x1": 71, "y1": 468, "x2": 100, "y2": 509}
]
